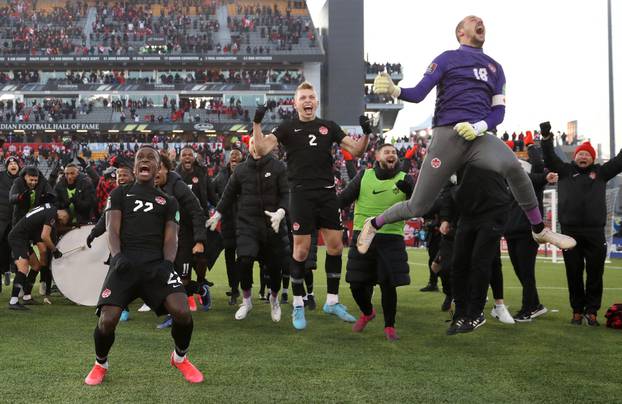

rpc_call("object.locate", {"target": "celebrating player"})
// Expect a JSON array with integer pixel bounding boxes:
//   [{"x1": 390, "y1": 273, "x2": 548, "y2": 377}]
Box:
[
  {"x1": 358, "y1": 15, "x2": 576, "y2": 254},
  {"x1": 84, "y1": 146, "x2": 203, "y2": 385},
  {"x1": 252, "y1": 81, "x2": 370, "y2": 330}
]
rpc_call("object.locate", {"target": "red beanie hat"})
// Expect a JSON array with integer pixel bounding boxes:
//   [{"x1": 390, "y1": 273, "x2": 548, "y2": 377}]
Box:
[{"x1": 574, "y1": 141, "x2": 596, "y2": 160}]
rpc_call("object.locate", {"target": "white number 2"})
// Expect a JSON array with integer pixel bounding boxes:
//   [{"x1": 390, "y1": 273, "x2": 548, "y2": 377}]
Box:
[
  {"x1": 308, "y1": 134, "x2": 317, "y2": 146},
  {"x1": 473, "y1": 68, "x2": 488, "y2": 82},
  {"x1": 133, "y1": 200, "x2": 154, "y2": 212},
  {"x1": 167, "y1": 272, "x2": 182, "y2": 286}
]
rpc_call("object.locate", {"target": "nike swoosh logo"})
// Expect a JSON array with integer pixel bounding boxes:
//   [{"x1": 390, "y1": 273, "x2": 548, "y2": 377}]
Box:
[
  {"x1": 294, "y1": 129, "x2": 302, "y2": 132},
  {"x1": 372, "y1": 189, "x2": 388, "y2": 195},
  {"x1": 572, "y1": 174, "x2": 579, "y2": 178},
  {"x1": 126, "y1": 194, "x2": 136, "y2": 196}
]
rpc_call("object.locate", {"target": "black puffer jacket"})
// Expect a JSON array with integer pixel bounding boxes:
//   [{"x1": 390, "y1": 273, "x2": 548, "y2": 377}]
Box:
[
  {"x1": 175, "y1": 161, "x2": 217, "y2": 214},
  {"x1": 54, "y1": 172, "x2": 96, "y2": 224},
  {"x1": 161, "y1": 171, "x2": 207, "y2": 243},
  {"x1": 213, "y1": 164, "x2": 237, "y2": 240},
  {"x1": 0, "y1": 170, "x2": 19, "y2": 236},
  {"x1": 9, "y1": 168, "x2": 55, "y2": 226},
  {"x1": 216, "y1": 154, "x2": 288, "y2": 236}
]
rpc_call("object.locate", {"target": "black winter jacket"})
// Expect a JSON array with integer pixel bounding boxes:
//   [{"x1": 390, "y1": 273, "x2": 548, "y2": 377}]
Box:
[
  {"x1": 0, "y1": 170, "x2": 19, "y2": 235},
  {"x1": 9, "y1": 169, "x2": 55, "y2": 226},
  {"x1": 54, "y1": 173, "x2": 96, "y2": 224},
  {"x1": 161, "y1": 171, "x2": 207, "y2": 243},
  {"x1": 212, "y1": 164, "x2": 237, "y2": 239}
]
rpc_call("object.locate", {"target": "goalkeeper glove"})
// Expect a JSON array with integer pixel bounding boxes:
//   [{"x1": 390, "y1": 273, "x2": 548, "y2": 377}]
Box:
[
  {"x1": 373, "y1": 72, "x2": 401, "y2": 98},
  {"x1": 253, "y1": 106, "x2": 267, "y2": 124},
  {"x1": 539, "y1": 121, "x2": 552, "y2": 138},
  {"x1": 264, "y1": 208, "x2": 285, "y2": 233},
  {"x1": 206, "y1": 211, "x2": 222, "y2": 231},
  {"x1": 454, "y1": 121, "x2": 488, "y2": 141}
]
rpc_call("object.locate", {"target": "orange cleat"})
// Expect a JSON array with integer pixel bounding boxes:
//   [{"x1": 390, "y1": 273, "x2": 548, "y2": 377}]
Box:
[
  {"x1": 84, "y1": 363, "x2": 107, "y2": 386},
  {"x1": 170, "y1": 353, "x2": 204, "y2": 383},
  {"x1": 187, "y1": 296, "x2": 197, "y2": 312}
]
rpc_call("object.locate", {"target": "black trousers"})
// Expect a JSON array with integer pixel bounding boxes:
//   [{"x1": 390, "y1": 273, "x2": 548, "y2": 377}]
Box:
[
  {"x1": 451, "y1": 218, "x2": 504, "y2": 320},
  {"x1": 507, "y1": 236, "x2": 540, "y2": 311},
  {"x1": 561, "y1": 227, "x2": 607, "y2": 315},
  {"x1": 426, "y1": 231, "x2": 441, "y2": 285},
  {"x1": 489, "y1": 248, "x2": 503, "y2": 300}
]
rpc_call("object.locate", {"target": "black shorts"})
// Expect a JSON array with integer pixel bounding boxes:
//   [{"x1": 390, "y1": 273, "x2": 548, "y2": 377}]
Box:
[
  {"x1": 96, "y1": 260, "x2": 184, "y2": 316},
  {"x1": 236, "y1": 228, "x2": 286, "y2": 259},
  {"x1": 346, "y1": 231, "x2": 410, "y2": 287},
  {"x1": 289, "y1": 188, "x2": 341, "y2": 235},
  {"x1": 8, "y1": 235, "x2": 33, "y2": 261}
]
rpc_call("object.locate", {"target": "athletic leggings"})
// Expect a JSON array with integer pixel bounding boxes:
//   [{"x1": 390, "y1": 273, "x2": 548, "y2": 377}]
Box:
[
  {"x1": 350, "y1": 282, "x2": 397, "y2": 328},
  {"x1": 224, "y1": 247, "x2": 238, "y2": 293},
  {"x1": 381, "y1": 127, "x2": 539, "y2": 223}
]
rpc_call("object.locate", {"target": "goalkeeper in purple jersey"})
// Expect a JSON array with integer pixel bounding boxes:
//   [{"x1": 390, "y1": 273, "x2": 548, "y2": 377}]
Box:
[{"x1": 357, "y1": 15, "x2": 576, "y2": 254}]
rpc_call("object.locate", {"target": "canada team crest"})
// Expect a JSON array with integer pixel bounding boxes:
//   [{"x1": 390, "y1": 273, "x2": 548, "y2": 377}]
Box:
[
  {"x1": 101, "y1": 288, "x2": 111, "y2": 298},
  {"x1": 431, "y1": 158, "x2": 442, "y2": 168},
  {"x1": 319, "y1": 126, "x2": 329, "y2": 135},
  {"x1": 155, "y1": 196, "x2": 167, "y2": 205},
  {"x1": 192, "y1": 176, "x2": 199, "y2": 184}
]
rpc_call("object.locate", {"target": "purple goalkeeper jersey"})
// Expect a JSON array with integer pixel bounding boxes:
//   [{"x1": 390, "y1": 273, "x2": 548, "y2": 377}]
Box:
[{"x1": 400, "y1": 44, "x2": 506, "y2": 129}]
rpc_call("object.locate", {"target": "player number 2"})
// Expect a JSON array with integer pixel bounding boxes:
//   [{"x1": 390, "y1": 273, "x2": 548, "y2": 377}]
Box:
[
  {"x1": 133, "y1": 200, "x2": 154, "y2": 212},
  {"x1": 473, "y1": 68, "x2": 488, "y2": 82},
  {"x1": 308, "y1": 134, "x2": 317, "y2": 146},
  {"x1": 167, "y1": 272, "x2": 182, "y2": 286}
]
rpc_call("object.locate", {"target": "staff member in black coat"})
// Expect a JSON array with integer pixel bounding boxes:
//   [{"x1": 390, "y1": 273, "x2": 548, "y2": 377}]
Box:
[
  {"x1": 541, "y1": 121, "x2": 622, "y2": 326},
  {"x1": 212, "y1": 148, "x2": 243, "y2": 305},
  {"x1": 54, "y1": 163, "x2": 97, "y2": 225},
  {"x1": 9, "y1": 166, "x2": 55, "y2": 226},
  {"x1": 0, "y1": 156, "x2": 20, "y2": 288},
  {"x1": 207, "y1": 139, "x2": 290, "y2": 323},
  {"x1": 156, "y1": 154, "x2": 209, "y2": 321}
]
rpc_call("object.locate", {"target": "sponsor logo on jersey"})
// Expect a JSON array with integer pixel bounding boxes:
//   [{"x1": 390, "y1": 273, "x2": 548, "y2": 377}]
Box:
[
  {"x1": 294, "y1": 128, "x2": 302, "y2": 132},
  {"x1": 372, "y1": 189, "x2": 388, "y2": 195},
  {"x1": 488, "y1": 63, "x2": 497, "y2": 74},
  {"x1": 589, "y1": 172, "x2": 596, "y2": 180},
  {"x1": 319, "y1": 126, "x2": 329, "y2": 135},
  {"x1": 426, "y1": 63, "x2": 438, "y2": 74},
  {"x1": 101, "y1": 288, "x2": 111, "y2": 298},
  {"x1": 192, "y1": 176, "x2": 199, "y2": 184},
  {"x1": 155, "y1": 196, "x2": 167, "y2": 205},
  {"x1": 431, "y1": 158, "x2": 442, "y2": 169},
  {"x1": 292, "y1": 222, "x2": 300, "y2": 231}
]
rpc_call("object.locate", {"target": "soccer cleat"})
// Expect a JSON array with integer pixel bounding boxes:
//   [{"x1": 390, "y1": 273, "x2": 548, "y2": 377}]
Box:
[
  {"x1": 8, "y1": 302, "x2": 29, "y2": 310},
  {"x1": 584, "y1": 313, "x2": 599, "y2": 326},
  {"x1": 513, "y1": 310, "x2": 533, "y2": 323},
  {"x1": 292, "y1": 306, "x2": 306, "y2": 330},
  {"x1": 441, "y1": 295, "x2": 453, "y2": 312},
  {"x1": 491, "y1": 304, "x2": 515, "y2": 324},
  {"x1": 187, "y1": 296, "x2": 197, "y2": 312},
  {"x1": 530, "y1": 305, "x2": 548, "y2": 319},
  {"x1": 323, "y1": 302, "x2": 356, "y2": 323},
  {"x1": 457, "y1": 313, "x2": 486, "y2": 334},
  {"x1": 420, "y1": 283, "x2": 439, "y2": 292},
  {"x1": 235, "y1": 301, "x2": 252, "y2": 320},
  {"x1": 138, "y1": 303, "x2": 151, "y2": 312},
  {"x1": 170, "y1": 353, "x2": 204, "y2": 384},
  {"x1": 22, "y1": 297, "x2": 40, "y2": 305},
  {"x1": 269, "y1": 294, "x2": 281, "y2": 322},
  {"x1": 352, "y1": 308, "x2": 376, "y2": 332},
  {"x1": 384, "y1": 326, "x2": 400, "y2": 341},
  {"x1": 446, "y1": 318, "x2": 466, "y2": 336},
  {"x1": 304, "y1": 295, "x2": 317, "y2": 310},
  {"x1": 120, "y1": 309, "x2": 130, "y2": 322},
  {"x1": 532, "y1": 228, "x2": 576, "y2": 250},
  {"x1": 84, "y1": 363, "x2": 107, "y2": 386},
  {"x1": 571, "y1": 313, "x2": 583, "y2": 325},
  {"x1": 356, "y1": 217, "x2": 377, "y2": 254},
  {"x1": 157, "y1": 315, "x2": 173, "y2": 329},
  {"x1": 3, "y1": 271, "x2": 10, "y2": 286},
  {"x1": 199, "y1": 283, "x2": 212, "y2": 311}
]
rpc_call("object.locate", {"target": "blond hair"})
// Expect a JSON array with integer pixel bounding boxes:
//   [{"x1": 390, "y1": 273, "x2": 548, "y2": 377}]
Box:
[{"x1": 295, "y1": 81, "x2": 316, "y2": 98}]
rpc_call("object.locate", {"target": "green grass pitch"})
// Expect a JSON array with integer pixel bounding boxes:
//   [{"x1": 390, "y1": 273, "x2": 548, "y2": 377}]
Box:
[{"x1": 0, "y1": 248, "x2": 621, "y2": 403}]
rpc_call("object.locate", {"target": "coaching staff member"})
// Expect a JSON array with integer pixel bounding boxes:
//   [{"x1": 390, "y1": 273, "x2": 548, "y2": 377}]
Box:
[{"x1": 541, "y1": 122, "x2": 622, "y2": 326}]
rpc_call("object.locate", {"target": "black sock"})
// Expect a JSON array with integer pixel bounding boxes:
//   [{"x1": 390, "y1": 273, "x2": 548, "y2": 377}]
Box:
[
  {"x1": 350, "y1": 284, "x2": 373, "y2": 316},
  {"x1": 171, "y1": 318, "x2": 193, "y2": 356},
  {"x1": 94, "y1": 326, "x2": 115, "y2": 363},
  {"x1": 532, "y1": 223, "x2": 545, "y2": 233},
  {"x1": 24, "y1": 270, "x2": 38, "y2": 294},
  {"x1": 11, "y1": 271, "x2": 27, "y2": 298},
  {"x1": 304, "y1": 270, "x2": 313, "y2": 294},
  {"x1": 380, "y1": 283, "x2": 397, "y2": 328},
  {"x1": 291, "y1": 258, "x2": 306, "y2": 297},
  {"x1": 325, "y1": 254, "x2": 342, "y2": 295},
  {"x1": 40, "y1": 267, "x2": 52, "y2": 295},
  {"x1": 282, "y1": 274, "x2": 290, "y2": 290}
]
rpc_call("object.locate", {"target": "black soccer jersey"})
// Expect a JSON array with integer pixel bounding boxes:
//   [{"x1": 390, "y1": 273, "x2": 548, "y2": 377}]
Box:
[
  {"x1": 11, "y1": 203, "x2": 57, "y2": 242},
  {"x1": 273, "y1": 117, "x2": 346, "y2": 190},
  {"x1": 107, "y1": 183, "x2": 179, "y2": 264}
]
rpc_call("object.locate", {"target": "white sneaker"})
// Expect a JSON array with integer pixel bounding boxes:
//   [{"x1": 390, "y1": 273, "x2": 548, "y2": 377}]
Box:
[
  {"x1": 269, "y1": 294, "x2": 281, "y2": 322},
  {"x1": 235, "y1": 301, "x2": 252, "y2": 320},
  {"x1": 357, "y1": 217, "x2": 377, "y2": 254},
  {"x1": 491, "y1": 304, "x2": 515, "y2": 324},
  {"x1": 532, "y1": 228, "x2": 576, "y2": 250},
  {"x1": 138, "y1": 303, "x2": 151, "y2": 312}
]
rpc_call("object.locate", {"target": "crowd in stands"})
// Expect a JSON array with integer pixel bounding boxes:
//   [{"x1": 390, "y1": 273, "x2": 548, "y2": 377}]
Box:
[{"x1": 366, "y1": 61, "x2": 402, "y2": 75}]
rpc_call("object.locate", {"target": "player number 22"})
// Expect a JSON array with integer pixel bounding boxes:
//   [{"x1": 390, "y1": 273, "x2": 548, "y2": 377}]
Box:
[
  {"x1": 308, "y1": 134, "x2": 317, "y2": 146},
  {"x1": 473, "y1": 68, "x2": 488, "y2": 82},
  {"x1": 133, "y1": 200, "x2": 154, "y2": 212}
]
